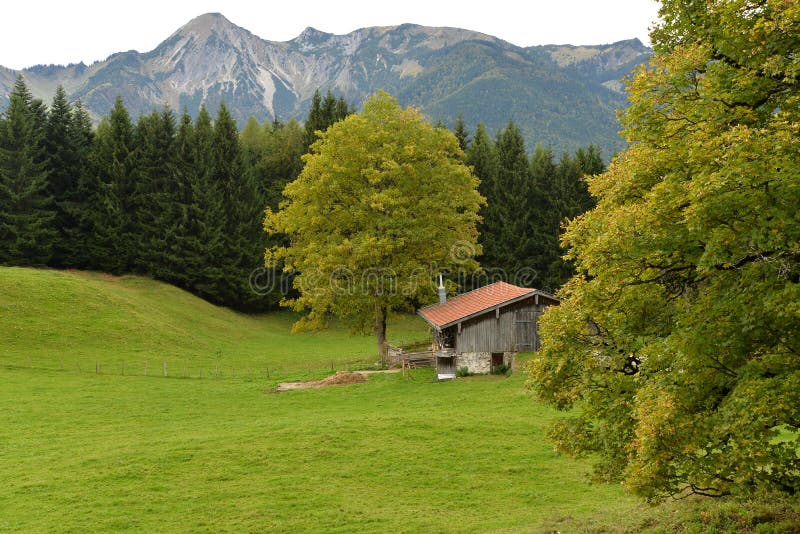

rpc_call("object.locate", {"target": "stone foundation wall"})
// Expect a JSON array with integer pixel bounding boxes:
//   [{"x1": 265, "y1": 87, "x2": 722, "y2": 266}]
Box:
[
  {"x1": 456, "y1": 352, "x2": 515, "y2": 374},
  {"x1": 456, "y1": 352, "x2": 490, "y2": 374}
]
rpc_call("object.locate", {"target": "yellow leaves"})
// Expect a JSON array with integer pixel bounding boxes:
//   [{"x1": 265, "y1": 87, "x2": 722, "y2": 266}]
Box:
[
  {"x1": 532, "y1": 0, "x2": 800, "y2": 500},
  {"x1": 264, "y1": 91, "x2": 482, "y2": 330}
]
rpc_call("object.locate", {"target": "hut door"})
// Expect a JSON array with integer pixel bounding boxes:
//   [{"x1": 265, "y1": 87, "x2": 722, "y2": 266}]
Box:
[
  {"x1": 514, "y1": 310, "x2": 535, "y2": 351},
  {"x1": 491, "y1": 353, "x2": 504, "y2": 368}
]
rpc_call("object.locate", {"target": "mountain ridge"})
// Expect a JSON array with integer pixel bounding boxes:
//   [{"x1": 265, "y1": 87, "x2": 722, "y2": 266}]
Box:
[{"x1": 0, "y1": 13, "x2": 650, "y2": 156}]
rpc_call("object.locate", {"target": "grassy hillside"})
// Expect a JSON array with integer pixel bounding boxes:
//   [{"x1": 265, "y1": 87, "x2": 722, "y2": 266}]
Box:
[{"x1": 0, "y1": 267, "x2": 428, "y2": 375}]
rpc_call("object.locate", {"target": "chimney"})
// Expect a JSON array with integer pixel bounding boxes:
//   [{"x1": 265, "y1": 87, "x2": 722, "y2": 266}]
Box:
[{"x1": 438, "y1": 274, "x2": 446, "y2": 304}]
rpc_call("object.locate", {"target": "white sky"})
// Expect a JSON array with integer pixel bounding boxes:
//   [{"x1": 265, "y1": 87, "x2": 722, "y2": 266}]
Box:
[{"x1": 1, "y1": 0, "x2": 661, "y2": 70}]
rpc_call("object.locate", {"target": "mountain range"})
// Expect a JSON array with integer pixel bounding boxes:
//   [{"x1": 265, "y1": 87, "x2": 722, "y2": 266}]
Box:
[{"x1": 0, "y1": 13, "x2": 650, "y2": 157}]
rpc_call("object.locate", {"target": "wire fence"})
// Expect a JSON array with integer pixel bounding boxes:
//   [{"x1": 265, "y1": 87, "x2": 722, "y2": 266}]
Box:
[
  {"x1": 0, "y1": 353, "x2": 386, "y2": 383},
  {"x1": 0, "y1": 338, "x2": 435, "y2": 384}
]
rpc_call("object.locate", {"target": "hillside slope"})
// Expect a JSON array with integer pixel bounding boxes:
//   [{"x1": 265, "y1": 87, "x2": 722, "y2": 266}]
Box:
[
  {"x1": 0, "y1": 13, "x2": 650, "y2": 156},
  {"x1": 0, "y1": 267, "x2": 427, "y2": 372}
]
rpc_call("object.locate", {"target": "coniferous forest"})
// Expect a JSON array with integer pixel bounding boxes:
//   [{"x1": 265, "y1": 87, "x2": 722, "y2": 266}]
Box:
[{"x1": 0, "y1": 75, "x2": 603, "y2": 310}]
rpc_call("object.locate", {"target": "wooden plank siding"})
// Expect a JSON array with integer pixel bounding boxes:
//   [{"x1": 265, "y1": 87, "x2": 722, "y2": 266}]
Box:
[{"x1": 446, "y1": 295, "x2": 558, "y2": 353}]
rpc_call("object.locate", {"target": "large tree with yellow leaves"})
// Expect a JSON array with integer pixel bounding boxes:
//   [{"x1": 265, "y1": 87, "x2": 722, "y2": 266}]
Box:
[
  {"x1": 529, "y1": 0, "x2": 800, "y2": 500},
  {"x1": 265, "y1": 92, "x2": 483, "y2": 358}
]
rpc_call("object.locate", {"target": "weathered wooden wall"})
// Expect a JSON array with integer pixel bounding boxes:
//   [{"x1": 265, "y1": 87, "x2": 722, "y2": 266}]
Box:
[{"x1": 449, "y1": 295, "x2": 557, "y2": 353}]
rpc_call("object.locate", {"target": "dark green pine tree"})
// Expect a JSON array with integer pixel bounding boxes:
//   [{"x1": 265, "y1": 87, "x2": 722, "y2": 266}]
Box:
[
  {"x1": 44, "y1": 85, "x2": 83, "y2": 267},
  {"x1": 173, "y1": 106, "x2": 227, "y2": 301},
  {"x1": 575, "y1": 145, "x2": 604, "y2": 175},
  {"x1": 240, "y1": 117, "x2": 268, "y2": 203},
  {"x1": 92, "y1": 96, "x2": 136, "y2": 273},
  {"x1": 0, "y1": 76, "x2": 56, "y2": 265},
  {"x1": 213, "y1": 102, "x2": 268, "y2": 309},
  {"x1": 321, "y1": 91, "x2": 338, "y2": 129},
  {"x1": 302, "y1": 89, "x2": 324, "y2": 151},
  {"x1": 540, "y1": 147, "x2": 603, "y2": 288},
  {"x1": 163, "y1": 110, "x2": 195, "y2": 288},
  {"x1": 485, "y1": 120, "x2": 539, "y2": 281},
  {"x1": 572, "y1": 144, "x2": 603, "y2": 215},
  {"x1": 132, "y1": 108, "x2": 178, "y2": 276},
  {"x1": 528, "y1": 145, "x2": 561, "y2": 291},
  {"x1": 466, "y1": 122, "x2": 498, "y2": 286},
  {"x1": 467, "y1": 122, "x2": 496, "y2": 192},
  {"x1": 303, "y1": 89, "x2": 351, "y2": 152},
  {"x1": 62, "y1": 100, "x2": 97, "y2": 269},
  {"x1": 334, "y1": 96, "x2": 350, "y2": 123},
  {"x1": 453, "y1": 113, "x2": 470, "y2": 153}
]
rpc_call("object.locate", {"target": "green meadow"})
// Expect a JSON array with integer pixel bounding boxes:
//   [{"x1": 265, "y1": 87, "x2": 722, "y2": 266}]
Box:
[
  {"x1": 2, "y1": 267, "x2": 797, "y2": 532},
  {"x1": 0, "y1": 267, "x2": 426, "y2": 377}
]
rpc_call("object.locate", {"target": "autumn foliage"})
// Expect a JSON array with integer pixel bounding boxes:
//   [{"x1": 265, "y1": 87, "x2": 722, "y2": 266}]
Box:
[{"x1": 529, "y1": 0, "x2": 800, "y2": 500}]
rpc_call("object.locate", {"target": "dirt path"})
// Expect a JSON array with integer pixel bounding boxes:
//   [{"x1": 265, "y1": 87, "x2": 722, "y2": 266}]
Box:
[{"x1": 273, "y1": 369, "x2": 402, "y2": 392}]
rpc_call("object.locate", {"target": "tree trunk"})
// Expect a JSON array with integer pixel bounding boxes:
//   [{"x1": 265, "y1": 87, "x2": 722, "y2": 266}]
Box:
[{"x1": 375, "y1": 302, "x2": 388, "y2": 364}]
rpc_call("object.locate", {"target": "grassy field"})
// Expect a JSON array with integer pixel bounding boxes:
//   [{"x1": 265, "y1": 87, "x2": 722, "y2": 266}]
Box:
[
  {"x1": 0, "y1": 267, "x2": 428, "y2": 377},
  {"x1": 2, "y1": 267, "x2": 797, "y2": 532},
  {"x1": 0, "y1": 366, "x2": 645, "y2": 532}
]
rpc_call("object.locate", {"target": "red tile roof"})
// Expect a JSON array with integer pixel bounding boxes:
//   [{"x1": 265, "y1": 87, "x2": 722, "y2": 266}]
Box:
[{"x1": 418, "y1": 281, "x2": 538, "y2": 329}]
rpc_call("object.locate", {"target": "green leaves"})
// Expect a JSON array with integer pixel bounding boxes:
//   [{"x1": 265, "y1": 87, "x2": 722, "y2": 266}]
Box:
[
  {"x1": 267, "y1": 91, "x2": 484, "y2": 355},
  {"x1": 530, "y1": 0, "x2": 800, "y2": 501}
]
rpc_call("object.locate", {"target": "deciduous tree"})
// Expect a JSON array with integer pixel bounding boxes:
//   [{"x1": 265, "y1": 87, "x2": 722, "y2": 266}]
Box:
[
  {"x1": 266, "y1": 92, "x2": 484, "y2": 358},
  {"x1": 529, "y1": 0, "x2": 800, "y2": 501}
]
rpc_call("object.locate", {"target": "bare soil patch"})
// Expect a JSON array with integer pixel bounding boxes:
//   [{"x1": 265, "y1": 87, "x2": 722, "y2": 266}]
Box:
[{"x1": 271, "y1": 369, "x2": 401, "y2": 393}]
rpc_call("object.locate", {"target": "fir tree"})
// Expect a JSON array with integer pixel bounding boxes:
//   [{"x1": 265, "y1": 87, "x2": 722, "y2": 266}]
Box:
[
  {"x1": 43, "y1": 89, "x2": 101, "y2": 269},
  {"x1": 166, "y1": 108, "x2": 226, "y2": 298},
  {"x1": 484, "y1": 120, "x2": 537, "y2": 279},
  {"x1": 213, "y1": 102, "x2": 267, "y2": 308},
  {"x1": 528, "y1": 145, "x2": 560, "y2": 289},
  {"x1": 302, "y1": 89, "x2": 324, "y2": 151},
  {"x1": 303, "y1": 89, "x2": 351, "y2": 151},
  {"x1": 92, "y1": 96, "x2": 136, "y2": 273},
  {"x1": 63, "y1": 100, "x2": 97, "y2": 269},
  {"x1": 453, "y1": 113, "x2": 470, "y2": 152},
  {"x1": 0, "y1": 76, "x2": 56, "y2": 265},
  {"x1": 132, "y1": 108, "x2": 178, "y2": 276}
]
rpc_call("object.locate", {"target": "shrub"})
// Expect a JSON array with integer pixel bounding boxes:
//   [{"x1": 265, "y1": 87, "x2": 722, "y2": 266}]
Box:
[{"x1": 491, "y1": 364, "x2": 510, "y2": 376}]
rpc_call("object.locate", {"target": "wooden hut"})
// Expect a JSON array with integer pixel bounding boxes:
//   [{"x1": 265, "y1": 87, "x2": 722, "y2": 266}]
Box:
[{"x1": 418, "y1": 281, "x2": 559, "y2": 379}]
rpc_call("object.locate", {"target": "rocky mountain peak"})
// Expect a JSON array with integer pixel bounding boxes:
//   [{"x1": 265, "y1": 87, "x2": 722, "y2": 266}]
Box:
[
  {"x1": 177, "y1": 13, "x2": 233, "y2": 38},
  {"x1": 169, "y1": 12, "x2": 257, "y2": 50},
  {"x1": 289, "y1": 26, "x2": 337, "y2": 52},
  {"x1": 294, "y1": 27, "x2": 334, "y2": 43},
  {"x1": 0, "y1": 15, "x2": 651, "y2": 157}
]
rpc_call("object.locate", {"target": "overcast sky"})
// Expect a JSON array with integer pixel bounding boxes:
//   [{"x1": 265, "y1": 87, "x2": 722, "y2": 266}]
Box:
[{"x1": 1, "y1": 0, "x2": 661, "y2": 70}]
